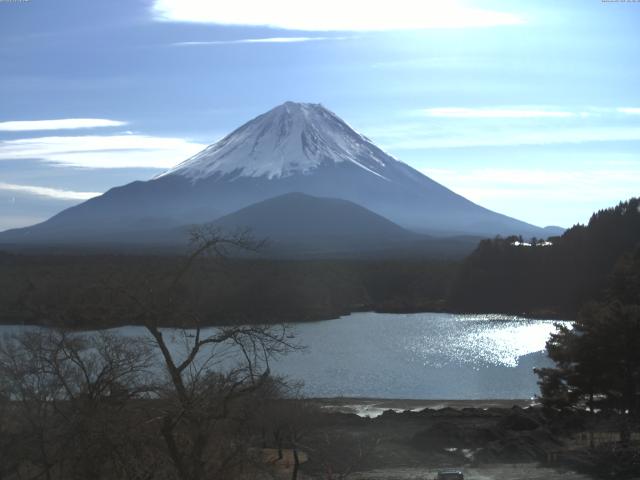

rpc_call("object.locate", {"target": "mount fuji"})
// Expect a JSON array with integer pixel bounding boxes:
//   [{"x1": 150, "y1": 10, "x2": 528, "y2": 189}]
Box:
[{"x1": 0, "y1": 102, "x2": 556, "y2": 251}]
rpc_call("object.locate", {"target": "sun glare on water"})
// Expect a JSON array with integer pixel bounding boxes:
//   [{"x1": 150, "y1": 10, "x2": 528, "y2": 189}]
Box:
[{"x1": 405, "y1": 315, "x2": 569, "y2": 369}]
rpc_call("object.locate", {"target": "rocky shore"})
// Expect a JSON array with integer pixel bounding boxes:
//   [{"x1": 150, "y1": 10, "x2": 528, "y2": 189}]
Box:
[{"x1": 297, "y1": 400, "x2": 640, "y2": 479}]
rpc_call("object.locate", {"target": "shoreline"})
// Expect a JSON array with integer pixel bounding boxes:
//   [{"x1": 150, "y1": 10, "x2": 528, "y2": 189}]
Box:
[
  {"x1": 0, "y1": 309, "x2": 569, "y2": 332},
  {"x1": 312, "y1": 397, "x2": 536, "y2": 417}
]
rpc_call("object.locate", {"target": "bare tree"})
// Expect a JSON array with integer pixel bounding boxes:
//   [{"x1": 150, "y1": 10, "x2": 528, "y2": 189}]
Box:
[
  {"x1": 304, "y1": 431, "x2": 380, "y2": 480},
  {"x1": 0, "y1": 329, "x2": 157, "y2": 480},
  {"x1": 1, "y1": 226, "x2": 299, "y2": 480},
  {"x1": 111, "y1": 226, "x2": 297, "y2": 480},
  {"x1": 0, "y1": 365, "x2": 20, "y2": 480},
  {"x1": 244, "y1": 378, "x2": 318, "y2": 479}
]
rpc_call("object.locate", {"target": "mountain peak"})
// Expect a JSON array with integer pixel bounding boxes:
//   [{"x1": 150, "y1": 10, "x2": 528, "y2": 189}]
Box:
[
  {"x1": 278, "y1": 100, "x2": 323, "y2": 110},
  {"x1": 159, "y1": 102, "x2": 396, "y2": 181},
  {"x1": 264, "y1": 101, "x2": 331, "y2": 119}
]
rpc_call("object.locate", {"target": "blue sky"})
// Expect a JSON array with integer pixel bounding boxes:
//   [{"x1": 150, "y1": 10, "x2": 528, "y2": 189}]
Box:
[{"x1": 0, "y1": 0, "x2": 639, "y2": 231}]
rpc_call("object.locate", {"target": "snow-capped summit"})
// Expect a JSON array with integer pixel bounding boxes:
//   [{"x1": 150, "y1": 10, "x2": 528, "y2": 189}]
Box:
[
  {"x1": 0, "y1": 101, "x2": 554, "y2": 249},
  {"x1": 161, "y1": 101, "x2": 393, "y2": 181}
]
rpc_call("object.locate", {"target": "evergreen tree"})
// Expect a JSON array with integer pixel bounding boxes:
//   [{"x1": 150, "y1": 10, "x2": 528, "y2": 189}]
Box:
[{"x1": 536, "y1": 246, "x2": 640, "y2": 421}]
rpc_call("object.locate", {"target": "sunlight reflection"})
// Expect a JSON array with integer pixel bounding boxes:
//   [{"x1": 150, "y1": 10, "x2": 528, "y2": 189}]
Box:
[{"x1": 405, "y1": 315, "x2": 570, "y2": 368}]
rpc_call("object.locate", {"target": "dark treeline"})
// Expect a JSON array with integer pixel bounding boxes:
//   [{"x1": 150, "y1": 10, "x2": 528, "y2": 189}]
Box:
[
  {"x1": 532, "y1": 228, "x2": 640, "y2": 478},
  {"x1": 2, "y1": 197, "x2": 638, "y2": 328},
  {"x1": 449, "y1": 197, "x2": 640, "y2": 318},
  {"x1": 0, "y1": 252, "x2": 458, "y2": 328}
]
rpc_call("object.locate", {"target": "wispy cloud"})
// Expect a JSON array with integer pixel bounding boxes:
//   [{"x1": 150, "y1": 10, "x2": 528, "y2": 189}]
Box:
[
  {"x1": 173, "y1": 36, "x2": 350, "y2": 46},
  {"x1": 421, "y1": 107, "x2": 577, "y2": 119},
  {"x1": 0, "y1": 118, "x2": 127, "y2": 132},
  {"x1": 618, "y1": 107, "x2": 640, "y2": 115},
  {"x1": 0, "y1": 182, "x2": 101, "y2": 200},
  {"x1": 371, "y1": 124, "x2": 640, "y2": 149},
  {"x1": 0, "y1": 134, "x2": 207, "y2": 168},
  {"x1": 366, "y1": 106, "x2": 640, "y2": 149},
  {"x1": 152, "y1": 0, "x2": 524, "y2": 31}
]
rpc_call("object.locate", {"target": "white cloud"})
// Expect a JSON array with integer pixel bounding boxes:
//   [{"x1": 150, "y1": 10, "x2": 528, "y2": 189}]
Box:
[
  {"x1": 0, "y1": 134, "x2": 207, "y2": 168},
  {"x1": 618, "y1": 107, "x2": 640, "y2": 115},
  {"x1": 369, "y1": 123, "x2": 640, "y2": 149},
  {"x1": 366, "y1": 105, "x2": 640, "y2": 149},
  {"x1": 421, "y1": 107, "x2": 577, "y2": 118},
  {"x1": 0, "y1": 118, "x2": 127, "y2": 132},
  {"x1": 0, "y1": 182, "x2": 101, "y2": 200},
  {"x1": 173, "y1": 36, "x2": 350, "y2": 46},
  {"x1": 152, "y1": 0, "x2": 524, "y2": 31}
]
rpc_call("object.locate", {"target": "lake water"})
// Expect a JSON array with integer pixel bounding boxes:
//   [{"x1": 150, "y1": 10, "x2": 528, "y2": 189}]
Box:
[{"x1": 0, "y1": 312, "x2": 569, "y2": 400}]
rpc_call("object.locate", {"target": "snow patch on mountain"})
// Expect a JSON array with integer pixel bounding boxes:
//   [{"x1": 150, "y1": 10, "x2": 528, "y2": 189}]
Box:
[{"x1": 159, "y1": 102, "x2": 397, "y2": 181}]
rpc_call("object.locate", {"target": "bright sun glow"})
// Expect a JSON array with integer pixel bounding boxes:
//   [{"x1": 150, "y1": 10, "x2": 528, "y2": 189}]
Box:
[{"x1": 152, "y1": 0, "x2": 524, "y2": 31}]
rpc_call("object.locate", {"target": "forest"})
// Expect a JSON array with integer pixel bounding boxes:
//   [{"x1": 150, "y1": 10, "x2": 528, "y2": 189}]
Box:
[
  {"x1": 449, "y1": 197, "x2": 640, "y2": 318},
  {"x1": 1, "y1": 197, "x2": 638, "y2": 328},
  {"x1": 0, "y1": 253, "x2": 457, "y2": 328}
]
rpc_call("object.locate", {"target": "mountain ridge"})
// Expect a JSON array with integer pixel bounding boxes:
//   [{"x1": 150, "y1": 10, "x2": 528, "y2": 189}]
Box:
[{"x1": 0, "y1": 101, "x2": 557, "y2": 249}]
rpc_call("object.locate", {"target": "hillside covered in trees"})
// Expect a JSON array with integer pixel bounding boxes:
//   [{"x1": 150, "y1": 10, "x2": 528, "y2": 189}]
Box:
[
  {"x1": 0, "y1": 253, "x2": 457, "y2": 328},
  {"x1": 1, "y1": 197, "x2": 638, "y2": 328},
  {"x1": 448, "y1": 197, "x2": 640, "y2": 318}
]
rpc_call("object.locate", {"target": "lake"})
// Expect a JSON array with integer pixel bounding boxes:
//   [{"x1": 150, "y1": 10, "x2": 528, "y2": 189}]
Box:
[{"x1": 0, "y1": 312, "x2": 569, "y2": 400}]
